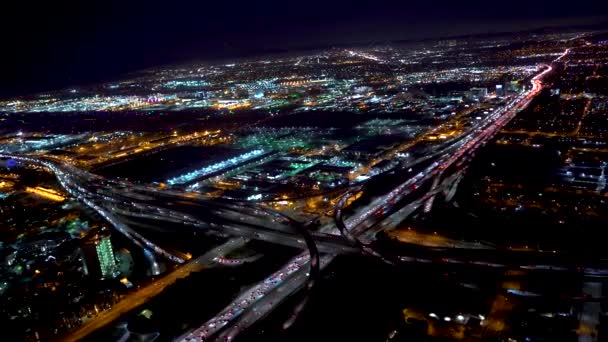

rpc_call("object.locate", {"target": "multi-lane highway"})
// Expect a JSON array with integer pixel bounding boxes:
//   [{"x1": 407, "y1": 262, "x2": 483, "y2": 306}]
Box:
[
  {"x1": 180, "y1": 48, "x2": 572, "y2": 342},
  {"x1": 0, "y1": 152, "x2": 339, "y2": 341},
  {"x1": 2, "y1": 48, "x2": 586, "y2": 342},
  {"x1": 63, "y1": 238, "x2": 247, "y2": 342}
]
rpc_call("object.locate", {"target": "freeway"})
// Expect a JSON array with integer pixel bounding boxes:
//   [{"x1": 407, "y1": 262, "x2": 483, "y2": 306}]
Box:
[
  {"x1": 1, "y1": 152, "x2": 353, "y2": 258},
  {"x1": 0, "y1": 154, "x2": 187, "y2": 264},
  {"x1": 335, "y1": 49, "x2": 569, "y2": 247},
  {"x1": 106, "y1": 195, "x2": 356, "y2": 253},
  {"x1": 388, "y1": 239, "x2": 608, "y2": 279},
  {"x1": 211, "y1": 254, "x2": 334, "y2": 342},
  {"x1": 329, "y1": 54, "x2": 566, "y2": 264},
  {"x1": 178, "y1": 48, "x2": 571, "y2": 342},
  {"x1": 2, "y1": 151, "x2": 339, "y2": 341},
  {"x1": 180, "y1": 253, "x2": 334, "y2": 342},
  {"x1": 188, "y1": 206, "x2": 324, "y2": 342},
  {"x1": 62, "y1": 238, "x2": 247, "y2": 342},
  {"x1": 1, "y1": 48, "x2": 577, "y2": 342}
]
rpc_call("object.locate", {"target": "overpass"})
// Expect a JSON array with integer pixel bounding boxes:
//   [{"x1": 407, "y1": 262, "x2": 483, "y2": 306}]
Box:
[{"x1": 180, "y1": 48, "x2": 574, "y2": 342}]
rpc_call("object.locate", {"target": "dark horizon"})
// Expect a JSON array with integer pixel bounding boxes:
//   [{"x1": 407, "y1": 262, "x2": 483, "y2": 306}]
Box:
[{"x1": 1, "y1": 0, "x2": 608, "y2": 99}]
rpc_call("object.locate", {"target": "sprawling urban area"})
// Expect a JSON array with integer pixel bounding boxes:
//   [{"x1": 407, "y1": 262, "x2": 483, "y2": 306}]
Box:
[{"x1": 2, "y1": 28, "x2": 608, "y2": 341}]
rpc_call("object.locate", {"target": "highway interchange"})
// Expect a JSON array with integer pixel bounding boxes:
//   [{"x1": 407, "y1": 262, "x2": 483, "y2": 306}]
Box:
[
  {"x1": 180, "y1": 48, "x2": 581, "y2": 342},
  {"x1": 3, "y1": 47, "x2": 598, "y2": 342}
]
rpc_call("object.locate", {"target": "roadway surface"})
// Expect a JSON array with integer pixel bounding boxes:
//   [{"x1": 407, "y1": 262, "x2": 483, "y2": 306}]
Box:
[
  {"x1": 62, "y1": 238, "x2": 247, "y2": 342},
  {"x1": 180, "y1": 48, "x2": 573, "y2": 342},
  {"x1": 1, "y1": 48, "x2": 584, "y2": 342}
]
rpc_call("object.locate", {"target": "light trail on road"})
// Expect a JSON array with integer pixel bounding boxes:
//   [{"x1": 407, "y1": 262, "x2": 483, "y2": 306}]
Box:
[
  {"x1": 62, "y1": 238, "x2": 246, "y2": 342},
  {"x1": 1, "y1": 48, "x2": 574, "y2": 342},
  {"x1": 179, "y1": 48, "x2": 571, "y2": 342}
]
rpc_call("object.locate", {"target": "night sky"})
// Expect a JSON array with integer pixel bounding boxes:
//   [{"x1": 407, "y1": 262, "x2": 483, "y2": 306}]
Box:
[{"x1": 1, "y1": 0, "x2": 607, "y2": 98}]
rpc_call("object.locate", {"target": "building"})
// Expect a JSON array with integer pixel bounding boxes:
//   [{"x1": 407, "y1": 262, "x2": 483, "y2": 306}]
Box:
[
  {"x1": 468, "y1": 87, "x2": 488, "y2": 99},
  {"x1": 371, "y1": 159, "x2": 398, "y2": 175},
  {"x1": 506, "y1": 81, "x2": 520, "y2": 93},
  {"x1": 495, "y1": 84, "x2": 505, "y2": 97},
  {"x1": 80, "y1": 228, "x2": 118, "y2": 279}
]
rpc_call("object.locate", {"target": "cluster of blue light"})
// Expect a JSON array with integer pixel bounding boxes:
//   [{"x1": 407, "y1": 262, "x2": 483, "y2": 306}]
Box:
[
  {"x1": 167, "y1": 149, "x2": 266, "y2": 186},
  {"x1": 163, "y1": 80, "x2": 210, "y2": 89},
  {"x1": 0, "y1": 134, "x2": 80, "y2": 153}
]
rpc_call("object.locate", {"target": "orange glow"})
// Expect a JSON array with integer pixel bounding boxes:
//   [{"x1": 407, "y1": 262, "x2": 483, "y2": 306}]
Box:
[{"x1": 25, "y1": 187, "x2": 66, "y2": 202}]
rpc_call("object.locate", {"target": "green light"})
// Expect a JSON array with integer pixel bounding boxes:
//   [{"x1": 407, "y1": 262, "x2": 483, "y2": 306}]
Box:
[{"x1": 96, "y1": 237, "x2": 118, "y2": 279}]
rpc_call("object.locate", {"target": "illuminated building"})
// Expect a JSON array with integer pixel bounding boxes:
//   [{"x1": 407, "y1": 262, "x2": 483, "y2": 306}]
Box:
[
  {"x1": 81, "y1": 228, "x2": 118, "y2": 279},
  {"x1": 496, "y1": 84, "x2": 506, "y2": 97},
  {"x1": 25, "y1": 186, "x2": 66, "y2": 202},
  {"x1": 166, "y1": 149, "x2": 268, "y2": 186},
  {"x1": 468, "y1": 87, "x2": 488, "y2": 99},
  {"x1": 96, "y1": 236, "x2": 118, "y2": 278}
]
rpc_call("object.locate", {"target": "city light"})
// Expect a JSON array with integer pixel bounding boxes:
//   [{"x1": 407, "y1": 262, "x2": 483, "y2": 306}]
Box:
[
  {"x1": 1, "y1": 24, "x2": 605, "y2": 342},
  {"x1": 25, "y1": 186, "x2": 66, "y2": 202},
  {"x1": 167, "y1": 149, "x2": 266, "y2": 186}
]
